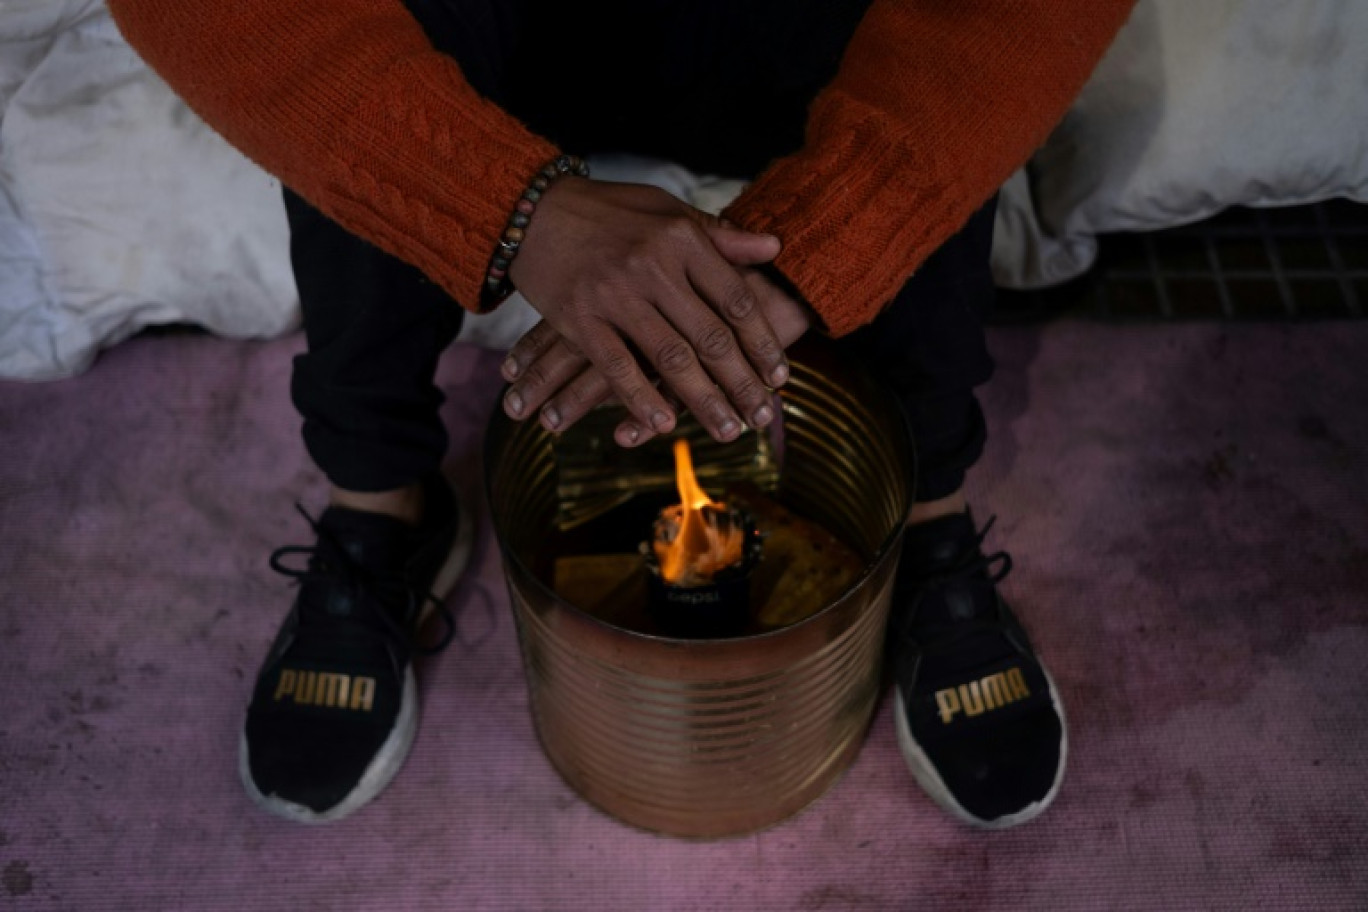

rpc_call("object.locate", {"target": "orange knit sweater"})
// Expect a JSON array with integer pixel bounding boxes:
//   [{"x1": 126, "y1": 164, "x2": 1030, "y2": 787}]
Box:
[{"x1": 108, "y1": 0, "x2": 1134, "y2": 337}]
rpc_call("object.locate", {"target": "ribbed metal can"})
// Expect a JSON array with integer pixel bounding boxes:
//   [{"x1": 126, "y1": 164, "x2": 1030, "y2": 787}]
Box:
[{"x1": 485, "y1": 340, "x2": 913, "y2": 838}]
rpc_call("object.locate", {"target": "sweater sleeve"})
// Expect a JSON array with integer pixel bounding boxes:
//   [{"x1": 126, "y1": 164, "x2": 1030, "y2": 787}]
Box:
[
  {"x1": 723, "y1": 0, "x2": 1136, "y2": 337},
  {"x1": 106, "y1": 0, "x2": 559, "y2": 313}
]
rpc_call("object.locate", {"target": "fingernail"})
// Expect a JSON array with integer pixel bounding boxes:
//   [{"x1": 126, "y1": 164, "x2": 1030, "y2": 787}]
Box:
[
  {"x1": 718, "y1": 417, "x2": 741, "y2": 439},
  {"x1": 505, "y1": 389, "x2": 524, "y2": 416},
  {"x1": 620, "y1": 424, "x2": 641, "y2": 444},
  {"x1": 502, "y1": 356, "x2": 520, "y2": 379},
  {"x1": 650, "y1": 410, "x2": 672, "y2": 431},
  {"x1": 751, "y1": 405, "x2": 773, "y2": 428},
  {"x1": 542, "y1": 405, "x2": 561, "y2": 430},
  {"x1": 770, "y1": 363, "x2": 789, "y2": 386}
]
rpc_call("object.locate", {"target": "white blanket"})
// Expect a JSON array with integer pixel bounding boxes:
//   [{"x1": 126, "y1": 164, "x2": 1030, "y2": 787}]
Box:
[
  {"x1": 2, "y1": 0, "x2": 1365, "y2": 380},
  {"x1": 1, "y1": 0, "x2": 295, "y2": 381},
  {"x1": 993, "y1": 0, "x2": 1368, "y2": 287}
]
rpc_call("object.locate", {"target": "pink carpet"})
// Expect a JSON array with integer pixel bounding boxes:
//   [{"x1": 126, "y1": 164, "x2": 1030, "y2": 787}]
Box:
[{"x1": 1, "y1": 323, "x2": 1365, "y2": 911}]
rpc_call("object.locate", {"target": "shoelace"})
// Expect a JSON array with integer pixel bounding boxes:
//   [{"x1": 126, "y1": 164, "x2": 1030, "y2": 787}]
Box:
[
  {"x1": 894, "y1": 515, "x2": 1025, "y2": 660},
  {"x1": 269, "y1": 505, "x2": 455, "y2": 656}
]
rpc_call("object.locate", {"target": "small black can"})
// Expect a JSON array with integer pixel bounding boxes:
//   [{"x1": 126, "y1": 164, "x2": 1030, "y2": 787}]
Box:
[{"x1": 643, "y1": 505, "x2": 762, "y2": 639}]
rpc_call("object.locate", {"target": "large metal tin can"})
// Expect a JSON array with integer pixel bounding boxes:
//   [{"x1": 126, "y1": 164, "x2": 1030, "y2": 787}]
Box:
[{"x1": 486, "y1": 340, "x2": 913, "y2": 838}]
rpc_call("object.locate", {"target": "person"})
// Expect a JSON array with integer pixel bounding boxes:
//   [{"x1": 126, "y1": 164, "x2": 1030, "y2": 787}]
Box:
[{"x1": 108, "y1": 0, "x2": 1135, "y2": 827}]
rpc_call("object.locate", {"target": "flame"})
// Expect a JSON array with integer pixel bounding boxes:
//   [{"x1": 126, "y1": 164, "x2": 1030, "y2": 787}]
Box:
[{"x1": 654, "y1": 439, "x2": 743, "y2": 584}]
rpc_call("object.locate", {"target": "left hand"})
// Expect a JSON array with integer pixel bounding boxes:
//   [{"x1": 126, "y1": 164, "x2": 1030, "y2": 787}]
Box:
[{"x1": 501, "y1": 267, "x2": 814, "y2": 447}]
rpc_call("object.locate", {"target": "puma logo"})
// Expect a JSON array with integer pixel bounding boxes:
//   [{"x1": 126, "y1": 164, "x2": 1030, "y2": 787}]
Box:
[
  {"x1": 934, "y1": 667, "x2": 1030, "y2": 724},
  {"x1": 273, "y1": 670, "x2": 376, "y2": 711}
]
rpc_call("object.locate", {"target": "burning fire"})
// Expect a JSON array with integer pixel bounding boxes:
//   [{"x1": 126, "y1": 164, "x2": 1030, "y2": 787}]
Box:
[{"x1": 653, "y1": 439, "x2": 744, "y2": 585}]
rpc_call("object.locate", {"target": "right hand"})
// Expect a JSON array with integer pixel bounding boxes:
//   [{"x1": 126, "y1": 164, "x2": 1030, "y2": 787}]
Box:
[{"x1": 504, "y1": 178, "x2": 789, "y2": 443}]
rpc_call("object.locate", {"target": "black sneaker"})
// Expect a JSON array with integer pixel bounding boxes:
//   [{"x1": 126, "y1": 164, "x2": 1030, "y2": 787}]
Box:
[
  {"x1": 889, "y1": 511, "x2": 1066, "y2": 828},
  {"x1": 238, "y1": 475, "x2": 473, "y2": 823}
]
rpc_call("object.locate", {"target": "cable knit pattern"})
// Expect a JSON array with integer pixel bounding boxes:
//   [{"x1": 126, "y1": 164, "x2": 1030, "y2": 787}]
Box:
[
  {"x1": 107, "y1": 0, "x2": 1134, "y2": 333},
  {"x1": 725, "y1": 0, "x2": 1136, "y2": 336},
  {"x1": 107, "y1": 0, "x2": 557, "y2": 313}
]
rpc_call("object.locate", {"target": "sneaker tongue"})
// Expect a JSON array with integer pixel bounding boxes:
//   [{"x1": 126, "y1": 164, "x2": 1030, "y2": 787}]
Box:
[
  {"x1": 900, "y1": 511, "x2": 996, "y2": 625},
  {"x1": 901, "y1": 511, "x2": 978, "y2": 577},
  {"x1": 317, "y1": 506, "x2": 419, "y2": 575}
]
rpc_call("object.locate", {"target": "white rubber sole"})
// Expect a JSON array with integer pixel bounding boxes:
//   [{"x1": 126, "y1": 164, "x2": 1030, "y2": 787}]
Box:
[
  {"x1": 240, "y1": 479, "x2": 475, "y2": 824},
  {"x1": 239, "y1": 666, "x2": 421, "y2": 825},
  {"x1": 894, "y1": 666, "x2": 1069, "y2": 830}
]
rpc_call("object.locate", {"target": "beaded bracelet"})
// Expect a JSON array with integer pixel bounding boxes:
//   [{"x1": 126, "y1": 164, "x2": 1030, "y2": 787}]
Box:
[{"x1": 483, "y1": 153, "x2": 591, "y2": 306}]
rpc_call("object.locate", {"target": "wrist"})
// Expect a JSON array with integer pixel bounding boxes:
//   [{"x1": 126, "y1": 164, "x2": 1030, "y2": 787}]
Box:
[
  {"x1": 505, "y1": 174, "x2": 583, "y2": 292},
  {"x1": 482, "y1": 154, "x2": 589, "y2": 309}
]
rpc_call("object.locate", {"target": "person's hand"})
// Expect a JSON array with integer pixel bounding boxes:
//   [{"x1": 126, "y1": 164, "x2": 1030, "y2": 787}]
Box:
[
  {"x1": 502, "y1": 266, "x2": 814, "y2": 447},
  {"x1": 502, "y1": 178, "x2": 790, "y2": 443}
]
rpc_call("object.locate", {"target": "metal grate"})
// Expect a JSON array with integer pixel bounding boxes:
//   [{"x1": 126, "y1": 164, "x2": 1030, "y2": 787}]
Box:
[{"x1": 995, "y1": 199, "x2": 1368, "y2": 323}]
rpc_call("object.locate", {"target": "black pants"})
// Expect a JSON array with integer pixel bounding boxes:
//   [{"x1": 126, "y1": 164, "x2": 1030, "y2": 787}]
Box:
[{"x1": 288, "y1": 0, "x2": 997, "y2": 501}]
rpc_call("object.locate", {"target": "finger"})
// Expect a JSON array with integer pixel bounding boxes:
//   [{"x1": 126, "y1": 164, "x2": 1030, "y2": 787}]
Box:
[
  {"x1": 632, "y1": 307, "x2": 747, "y2": 443},
  {"x1": 563, "y1": 316, "x2": 677, "y2": 435},
  {"x1": 684, "y1": 249, "x2": 790, "y2": 391},
  {"x1": 745, "y1": 269, "x2": 811, "y2": 350},
  {"x1": 614, "y1": 385, "x2": 684, "y2": 448},
  {"x1": 685, "y1": 310, "x2": 776, "y2": 431},
  {"x1": 538, "y1": 366, "x2": 616, "y2": 438},
  {"x1": 501, "y1": 320, "x2": 562, "y2": 382},
  {"x1": 687, "y1": 213, "x2": 780, "y2": 266},
  {"x1": 502, "y1": 337, "x2": 589, "y2": 421}
]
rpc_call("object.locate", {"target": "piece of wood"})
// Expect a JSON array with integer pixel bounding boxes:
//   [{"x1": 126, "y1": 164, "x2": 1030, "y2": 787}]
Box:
[
  {"x1": 735, "y1": 491, "x2": 864, "y2": 630},
  {"x1": 552, "y1": 553, "x2": 648, "y2": 629}
]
